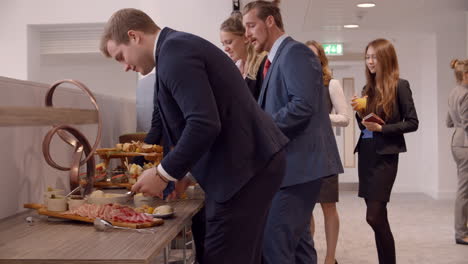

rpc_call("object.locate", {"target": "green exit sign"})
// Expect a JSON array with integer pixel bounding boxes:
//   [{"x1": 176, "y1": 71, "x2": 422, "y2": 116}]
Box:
[{"x1": 323, "y1": 43, "x2": 343, "y2": 56}]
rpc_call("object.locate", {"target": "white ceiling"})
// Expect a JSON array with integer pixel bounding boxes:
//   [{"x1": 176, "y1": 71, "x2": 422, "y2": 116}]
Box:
[
  {"x1": 279, "y1": 0, "x2": 468, "y2": 33},
  {"x1": 259, "y1": 0, "x2": 468, "y2": 57}
]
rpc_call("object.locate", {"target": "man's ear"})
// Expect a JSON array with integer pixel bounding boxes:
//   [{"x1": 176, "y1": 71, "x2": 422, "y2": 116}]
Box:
[
  {"x1": 127, "y1": 30, "x2": 140, "y2": 42},
  {"x1": 265, "y1": 15, "x2": 275, "y2": 28}
]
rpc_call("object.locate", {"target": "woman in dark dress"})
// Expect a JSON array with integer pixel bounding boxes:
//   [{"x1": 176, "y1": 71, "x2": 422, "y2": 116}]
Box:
[
  {"x1": 220, "y1": 12, "x2": 266, "y2": 100},
  {"x1": 351, "y1": 39, "x2": 419, "y2": 264}
]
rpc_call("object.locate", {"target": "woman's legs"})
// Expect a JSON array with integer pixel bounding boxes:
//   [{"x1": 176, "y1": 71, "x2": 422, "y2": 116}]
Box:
[
  {"x1": 365, "y1": 199, "x2": 395, "y2": 264},
  {"x1": 321, "y1": 203, "x2": 339, "y2": 264},
  {"x1": 309, "y1": 203, "x2": 340, "y2": 264},
  {"x1": 452, "y1": 147, "x2": 468, "y2": 242}
]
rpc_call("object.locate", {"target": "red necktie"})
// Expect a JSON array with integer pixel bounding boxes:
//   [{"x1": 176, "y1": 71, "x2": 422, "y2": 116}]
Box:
[{"x1": 263, "y1": 59, "x2": 271, "y2": 79}]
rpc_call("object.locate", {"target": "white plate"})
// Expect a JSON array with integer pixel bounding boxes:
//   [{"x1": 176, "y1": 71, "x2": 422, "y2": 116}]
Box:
[{"x1": 152, "y1": 212, "x2": 174, "y2": 219}]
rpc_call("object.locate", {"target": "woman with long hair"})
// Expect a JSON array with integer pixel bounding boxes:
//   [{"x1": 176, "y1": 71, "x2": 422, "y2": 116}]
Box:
[
  {"x1": 351, "y1": 38, "x2": 419, "y2": 263},
  {"x1": 306, "y1": 40, "x2": 349, "y2": 264},
  {"x1": 220, "y1": 12, "x2": 267, "y2": 100},
  {"x1": 447, "y1": 59, "x2": 468, "y2": 245}
]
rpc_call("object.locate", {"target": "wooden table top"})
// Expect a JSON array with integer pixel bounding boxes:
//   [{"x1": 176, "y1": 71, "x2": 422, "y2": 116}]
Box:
[{"x1": 0, "y1": 199, "x2": 204, "y2": 264}]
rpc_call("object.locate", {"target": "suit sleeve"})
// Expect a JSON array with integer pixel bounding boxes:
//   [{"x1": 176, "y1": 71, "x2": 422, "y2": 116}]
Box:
[
  {"x1": 272, "y1": 44, "x2": 322, "y2": 139},
  {"x1": 157, "y1": 39, "x2": 221, "y2": 180},
  {"x1": 381, "y1": 80, "x2": 419, "y2": 135}
]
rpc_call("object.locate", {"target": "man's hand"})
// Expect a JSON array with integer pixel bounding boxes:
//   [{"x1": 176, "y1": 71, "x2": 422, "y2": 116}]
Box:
[
  {"x1": 131, "y1": 167, "x2": 169, "y2": 198},
  {"x1": 362, "y1": 120, "x2": 383, "y2": 132},
  {"x1": 167, "y1": 175, "x2": 193, "y2": 200}
]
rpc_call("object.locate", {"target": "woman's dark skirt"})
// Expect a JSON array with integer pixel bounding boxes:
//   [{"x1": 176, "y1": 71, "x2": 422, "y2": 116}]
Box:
[
  {"x1": 358, "y1": 138, "x2": 399, "y2": 202},
  {"x1": 316, "y1": 174, "x2": 339, "y2": 203}
]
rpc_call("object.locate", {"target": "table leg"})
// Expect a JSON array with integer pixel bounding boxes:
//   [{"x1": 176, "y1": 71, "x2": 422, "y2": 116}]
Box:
[
  {"x1": 163, "y1": 245, "x2": 169, "y2": 264},
  {"x1": 183, "y1": 225, "x2": 187, "y2": 264}
]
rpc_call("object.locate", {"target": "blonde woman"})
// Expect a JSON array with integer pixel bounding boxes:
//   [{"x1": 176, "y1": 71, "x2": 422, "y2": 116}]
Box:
[
  {"x1": 306, "y1": 40, "x2": 349, "y2": 264},
  {"x1": 220, "y1": 12, "x2": 267, "y2": 100},
  {"x1": 447, "y1": 59, "x2": 468, "y2": 245}
]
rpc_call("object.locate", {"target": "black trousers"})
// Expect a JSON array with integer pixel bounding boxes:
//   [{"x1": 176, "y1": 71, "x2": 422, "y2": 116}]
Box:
[{"x1": 202, "y1": 150, "x2": 286, "y2": 264}]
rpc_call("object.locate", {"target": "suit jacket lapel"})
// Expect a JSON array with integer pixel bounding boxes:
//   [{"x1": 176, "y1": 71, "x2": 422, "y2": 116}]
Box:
[{"x1": 258, "y1": 37, "x2": 292, "y2": 108}]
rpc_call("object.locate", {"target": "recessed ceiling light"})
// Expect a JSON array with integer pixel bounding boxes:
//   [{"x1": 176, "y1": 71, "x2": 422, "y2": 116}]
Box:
[
  {"x1": 357, "y1": 2, "x2": 376, "y2": 8},
  {"x1": 343, "y1": 24, "x2": 359, "y2": 29}
]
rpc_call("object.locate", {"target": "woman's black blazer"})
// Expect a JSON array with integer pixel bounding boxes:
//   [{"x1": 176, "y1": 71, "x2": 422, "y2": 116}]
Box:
[{"x1": 354, "y1": 79, "x2": 419, "y2": 154}]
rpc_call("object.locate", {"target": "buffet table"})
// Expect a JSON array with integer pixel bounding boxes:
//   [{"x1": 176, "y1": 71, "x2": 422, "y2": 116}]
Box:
[{"x1": 0, "y1": 199, "x2": 204, "y2": 264}]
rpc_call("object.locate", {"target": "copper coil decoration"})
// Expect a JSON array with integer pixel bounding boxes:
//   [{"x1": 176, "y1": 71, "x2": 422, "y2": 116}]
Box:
[{"x1": 42, "y1": 80, "x2": 102, "y2": 196}]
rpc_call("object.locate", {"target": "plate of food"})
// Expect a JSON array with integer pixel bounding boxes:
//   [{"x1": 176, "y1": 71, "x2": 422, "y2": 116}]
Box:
[{"x1": 152, "y1": 205, "x2": 174, "y2": 219}]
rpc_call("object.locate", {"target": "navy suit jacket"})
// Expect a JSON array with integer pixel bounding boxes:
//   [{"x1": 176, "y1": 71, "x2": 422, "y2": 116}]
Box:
[
  {"x1": 259, "y1": 37, "x2": 343, "y2": 187},
  {"x1": 144, "y1": 28, "x2": 288, "y2": 202}
]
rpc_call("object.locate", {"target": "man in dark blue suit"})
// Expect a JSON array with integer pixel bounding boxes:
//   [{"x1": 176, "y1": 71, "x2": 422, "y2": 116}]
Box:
[
  {"x1": 100, "y1": 8, "x2": 288, "y2": 264},
  {"x1": 243, "y1": 2, "x2": 344, "y2": 264}
]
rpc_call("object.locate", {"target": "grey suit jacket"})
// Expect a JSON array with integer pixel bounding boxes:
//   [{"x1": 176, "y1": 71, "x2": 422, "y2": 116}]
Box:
[
  {"x1": 258, "y1": 37, "x2": 343, "y2": 187},
  {"x1": 447, "y1": 84, "x2": 468, "y2": 147}
]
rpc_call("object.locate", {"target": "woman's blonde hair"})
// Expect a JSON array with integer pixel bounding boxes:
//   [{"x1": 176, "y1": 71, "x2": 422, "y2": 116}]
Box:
[
  {"x1": 450, "y1": 59, "x2": 468, "y2": 84},
  {"x1": 363, "y1": 38, "x2": 399, "y2": 120},
  {"x1": 305, "y1": 40, "x2": 332, "y2": 86},
  {"x1": 220, "y1": 12, "x2": 265, "y2": 80}
]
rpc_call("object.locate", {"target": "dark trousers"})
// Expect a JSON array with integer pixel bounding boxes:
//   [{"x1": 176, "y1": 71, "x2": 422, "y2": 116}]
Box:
[
  {"x1": 263, "y1": 178, "x2": 323, "y2": 264},
  {"x1": 192, "y1": 206, "x2": 206, "y2": 264},
  {"x1": 202, "y1": 150, "x2": 286, "y2": 264}
]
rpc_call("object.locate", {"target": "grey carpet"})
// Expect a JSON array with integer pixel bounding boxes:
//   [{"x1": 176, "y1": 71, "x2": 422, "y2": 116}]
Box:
[{"x1": 312, "y1": 192, "x2": 468, "y2": 264}]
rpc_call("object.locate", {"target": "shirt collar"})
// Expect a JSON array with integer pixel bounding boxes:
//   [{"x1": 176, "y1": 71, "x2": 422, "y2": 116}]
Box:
[
  {"x1": 153, "y1": 27, "x2": 164, "y2": 66},
  {"x1": 267, "y1": 33, "x2": 288, "y2": 62}
]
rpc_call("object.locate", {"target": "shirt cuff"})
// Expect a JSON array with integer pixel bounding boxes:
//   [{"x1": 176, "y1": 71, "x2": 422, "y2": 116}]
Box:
[{"x1": 157, "y1": 164, "x2": 178, "y2": 182}]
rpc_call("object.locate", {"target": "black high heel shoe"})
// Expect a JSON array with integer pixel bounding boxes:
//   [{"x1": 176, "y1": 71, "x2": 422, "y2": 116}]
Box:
[{"x1": 456, "y1": 238, "x2": 468, "y2": 245}]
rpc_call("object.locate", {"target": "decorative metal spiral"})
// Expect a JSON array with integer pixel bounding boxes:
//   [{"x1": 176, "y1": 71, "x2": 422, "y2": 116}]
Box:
[{"x1": 42, "y1": 80, "x2": 102, "y2": 196}]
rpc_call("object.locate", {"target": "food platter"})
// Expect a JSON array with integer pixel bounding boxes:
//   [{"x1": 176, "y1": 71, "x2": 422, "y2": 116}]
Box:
[{"x1": 24, "y1": 203, "x2": 164, "y2": 229}]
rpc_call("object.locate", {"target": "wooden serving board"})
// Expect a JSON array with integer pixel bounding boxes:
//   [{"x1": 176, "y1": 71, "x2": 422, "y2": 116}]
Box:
[{"x1": 24, "y1": 203, "x2": 164, "y2": 229}]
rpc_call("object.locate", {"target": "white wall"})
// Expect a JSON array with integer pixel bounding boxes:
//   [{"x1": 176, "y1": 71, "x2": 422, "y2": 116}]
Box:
[
  {"x1": 418, "y1": 34, "x2": 439, "y2": 197},
  {"x1": 141, "y1": 1, "x2": 231, "y2": 48},
  {"x1": 0, "y1": 0, "x2": 232, "y2": 97},
  {"x1": 434, "y1": 13, "x2": 468, "y2": 199},
  {"x1": 0, "y1": 0, "x2": 140, "y2": 80},
  {"x1": 32, "y1": 53, "x2": 138, "y2": 100}
]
